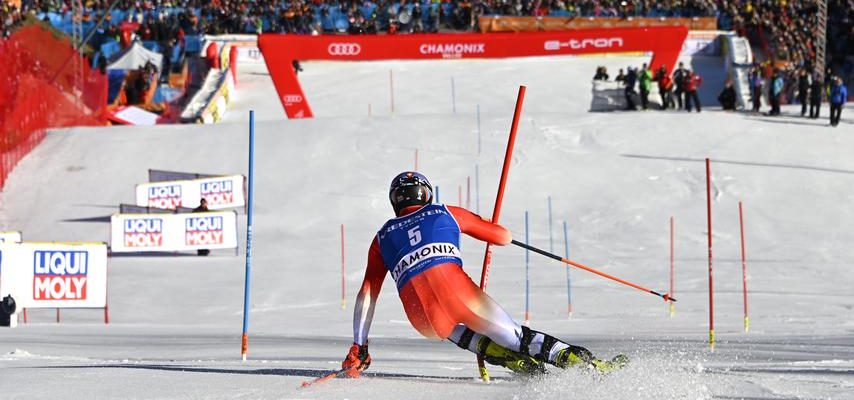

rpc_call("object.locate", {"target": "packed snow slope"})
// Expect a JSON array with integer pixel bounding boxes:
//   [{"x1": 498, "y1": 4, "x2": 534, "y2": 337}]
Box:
[{"x1": 2, "y1": 54, "x2": 853, "y2": 400}]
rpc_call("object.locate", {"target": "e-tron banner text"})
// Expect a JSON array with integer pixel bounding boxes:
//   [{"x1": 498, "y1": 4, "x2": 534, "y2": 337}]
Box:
[{"x1": 0, "y1": 242, "x2": 108, "y2": 308}]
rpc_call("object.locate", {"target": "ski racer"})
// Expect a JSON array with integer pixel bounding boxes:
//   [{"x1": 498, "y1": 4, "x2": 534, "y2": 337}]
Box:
[{"x1": 341, "y1": 171, "x2": 626, "y2": 378}]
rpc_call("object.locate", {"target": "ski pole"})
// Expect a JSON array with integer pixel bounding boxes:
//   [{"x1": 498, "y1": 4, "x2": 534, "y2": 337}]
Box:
[
  {"x1": 510, "y1": 240, "x2": 676, "y2": 302},
  {"x1": 300, "y1": 368, "x2": 349, "y2": 388}
]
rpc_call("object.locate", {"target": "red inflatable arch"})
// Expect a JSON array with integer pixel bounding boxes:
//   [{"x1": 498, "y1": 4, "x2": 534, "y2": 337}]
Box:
[{"x1": 258, "y1": 27, "x2": 688, "y2": 119}]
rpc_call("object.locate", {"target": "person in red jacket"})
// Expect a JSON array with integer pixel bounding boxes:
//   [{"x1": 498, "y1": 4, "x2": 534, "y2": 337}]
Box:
[
  {"x1": 654, "y1": 65, "x2": 674, "y2": 109},
  {"x1": 341, "y1": 172, "x2": 626, "y2": 378},
  {"x1": 683, "y1": 70, "x2": 703, "y2": 112}
]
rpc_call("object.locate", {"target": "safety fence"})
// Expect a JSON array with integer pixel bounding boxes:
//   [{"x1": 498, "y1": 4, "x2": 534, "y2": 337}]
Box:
[{"x1": 0, "y1": 24, "x2": 107, "y2": 189}]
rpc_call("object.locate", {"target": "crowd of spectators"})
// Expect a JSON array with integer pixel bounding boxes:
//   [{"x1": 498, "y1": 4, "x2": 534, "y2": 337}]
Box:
[
  {"x1": 746, "y1": 63, "x2": 848, "y2": 125},
  {"x1": 2, "y1": 1, "x2": 24, "y2": 38},
  {"x1": 719, "y1": 0, "x2": 853, "y2": 77},
  {"x1": 594, "y1": 61, "x2": 704, "y2": 112},
  {"x1": 2, "y1": 0, "x2": 852, "y2": 100}
]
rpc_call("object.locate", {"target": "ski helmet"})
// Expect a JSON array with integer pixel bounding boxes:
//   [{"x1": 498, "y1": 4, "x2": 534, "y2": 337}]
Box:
[{"x1": 389, "y1": 171, "x2": 433, "y2": 215}]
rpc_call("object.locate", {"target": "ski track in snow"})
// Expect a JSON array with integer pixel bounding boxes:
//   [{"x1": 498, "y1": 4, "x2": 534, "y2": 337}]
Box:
[{"x1": 2, "y1": 56, "x2": 854, "y2": 399}]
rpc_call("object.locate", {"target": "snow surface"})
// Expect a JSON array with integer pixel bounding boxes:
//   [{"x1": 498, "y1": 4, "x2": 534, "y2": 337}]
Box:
[{"x1": 2, "y1": 54, "x2": 854, "y2": 399}]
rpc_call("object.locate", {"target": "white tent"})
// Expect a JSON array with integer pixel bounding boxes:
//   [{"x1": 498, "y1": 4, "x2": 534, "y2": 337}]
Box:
[{"x1": 107, "y1": 42, "x2": 163, "y2": 71}]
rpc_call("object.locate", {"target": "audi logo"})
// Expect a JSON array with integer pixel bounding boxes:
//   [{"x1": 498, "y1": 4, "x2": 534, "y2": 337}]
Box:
[
  {"x1": 283, "y1": 94, "x2": 303, "y2": 103},
  {"x1": 328, "y1": 43, "x2": 361, "y2": 56}
]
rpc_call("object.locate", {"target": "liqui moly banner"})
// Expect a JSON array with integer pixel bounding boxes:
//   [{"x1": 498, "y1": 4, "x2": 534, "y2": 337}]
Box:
[
  {"x1": 110, "y1": 211, "x2": 238, "y2": 253},
  {"x1": 135, "y1": 175, "x2": 246, "y2": 210},
  {"x1": 0, "y1": 231, "x2": 22, "y2": 243},
  {"x1": 258, "y1": 27, "x2": 688, "y2": 118},
  {"x1": 0, "y1": 242, "x2": 108, "y2": 308}
]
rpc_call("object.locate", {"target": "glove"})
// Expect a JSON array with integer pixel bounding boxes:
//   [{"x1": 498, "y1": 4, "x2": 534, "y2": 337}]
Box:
[{"x1": 341, "y1": 342, "x2": 371, "y2": 378}]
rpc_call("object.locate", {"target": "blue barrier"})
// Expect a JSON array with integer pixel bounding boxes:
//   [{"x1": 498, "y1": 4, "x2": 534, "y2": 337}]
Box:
[
  {"x1": 100, "y1": 40, "x2": 121, "y2": 60},
  {"x1": 142, "y1": 41, "x2": 161, "y2": 53},
  {"x1": 107, "y1": 70, "x2": 127, "y2": 104},
  {"x1": 185, "y1": 35, "x2": 202, "y2": 53},
  {"x1": 153, "y1": 86, "x2": 183, "y2": 103}
]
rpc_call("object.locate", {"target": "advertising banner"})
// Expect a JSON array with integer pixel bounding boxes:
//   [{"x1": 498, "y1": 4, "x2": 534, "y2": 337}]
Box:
[
  {"x1": 0, "y1": 242, "x2": 108, "y2": 309},
  {"x1": 204, "y1": 34, "x2": 265, "y2": 64},
  {"x1": 110, "y1": 211, "x2": 238, "y2": 253},
  {"x1": 477, "y1": 16, "x2": 718, "y2": 33},
  {"x1": 258, "y1": 27, "x2": 688, "y2": 119},
  {"x1": 135, "y1": 174, "x2": 246, "y2": 210},
  {"x1": 682, "y1": 31, "x2": 722, "y2": 56},
  {"x1": 0, "y1": 231, "x2": 22, "y2": 243},
  {"x1": 148, "y1": 169, "x2": 219, "y2": 183}
]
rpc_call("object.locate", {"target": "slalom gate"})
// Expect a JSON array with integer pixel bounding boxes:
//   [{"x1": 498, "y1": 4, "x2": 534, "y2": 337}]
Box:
[{"x1": 258, "y1": 27, "x2": 688, "y2": 119}]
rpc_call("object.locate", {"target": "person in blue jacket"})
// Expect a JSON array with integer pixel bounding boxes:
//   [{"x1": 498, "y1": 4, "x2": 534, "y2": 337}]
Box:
[{"x1": 829, "y1": 76, "x2": 848, "y2": 127}]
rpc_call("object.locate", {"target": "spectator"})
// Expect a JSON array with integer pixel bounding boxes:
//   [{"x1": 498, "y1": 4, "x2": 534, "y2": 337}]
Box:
[
  {"x1": 769, "y1": 69, "x2": 784, "y2": 116},
  {"x1": 718, "y1": 80, "x2": 737, "y2": 110},
  {"x1": 749, "y1": 68, "x2": 764, "y2": 113},
  {"x1": 829, "y1": 76, "x2": 847, "y2": 127},
  {"x1": 193, "y1": 198, "x2": 210, "y2": 256},
  {"x1": 615, "y1": 68, "x2": 626, "y2": 83},
  {"x1": 593, "y1": 66, "x2": 609, "y2": 81},
  {"x1": 797, "y1": 68, "x2": 810, "y2": 117},
  {"x1": 683, "y1": 70, "x2": 702, "y2": 112},
  {"x1": 654, "y1": 65, "x2": 673, "y2": 110},
  {"x1": 809, "y1": 74, "x2": 823, "y2": 119},
  {"x1": 624, "y1": 67, "x2": 638, "y2": 111},
  {"x1": 638, "y1": 63, "x2": 652, "y2": 110},
  {"x1": 672, "y1": 62, "x2": 688, "y2": 110}
]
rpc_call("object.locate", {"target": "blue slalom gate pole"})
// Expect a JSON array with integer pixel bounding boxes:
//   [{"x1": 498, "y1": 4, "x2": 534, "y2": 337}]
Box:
[
  {"x1": 241, "y1": 110, "x2": 256, "y2": 361},
  {"x1": 548, "y1": 196, "x2": 553, "y2": 254},
  {"x1": 563, "y1": 220, "x2": 572, "y2": 316},
  {"x1": 451, "y1": 77, "x2": 457, "y2": 114},
  {"x1": 524, "y1": 210, "x2": 530, "y2": 325},
  {"x1": 474, "y1": 164, "x2": 480, "y2": 214},
  {"x1": 476, "y1": 104, "x2": 481, "y2": 155}
]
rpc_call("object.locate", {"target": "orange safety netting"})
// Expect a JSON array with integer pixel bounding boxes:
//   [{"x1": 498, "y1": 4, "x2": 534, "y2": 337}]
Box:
[{"x1": 0, "y1": 24, "x2": 107, "y2": 189}]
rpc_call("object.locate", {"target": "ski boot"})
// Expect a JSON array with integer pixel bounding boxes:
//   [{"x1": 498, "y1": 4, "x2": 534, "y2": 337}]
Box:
[
  {"x1": 554, "y1": 347, "x2": 628, "y2": 374},
  {"x1": 589, "y1": 354, "x2": 629, "y2": 373},
  {"x1": 478, "y1": 338, "x2": 546, "y2": 375}
]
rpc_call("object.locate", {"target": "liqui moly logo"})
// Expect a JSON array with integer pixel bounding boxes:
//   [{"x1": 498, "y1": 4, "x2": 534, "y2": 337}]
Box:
[
  {"x1": 148, "y1": 185, "x2": 182, "y2": 209},
  {"x1": 185, "y1": 216, "x2": 224, "y2": 246},
  {"x1": 124, "y1": 218, "x2": 163, "y2": 248},
  {"x1": 544, "y1": 38, "x2": 624, "y2": 51},
  {"x1": 419, "y1": 43, "x2": 485, "y2": 59},
  {"x1": 32, "y1": 251, "x2": 88, "y2": 301},
  {"x1": 200, "y1": 180, "x2": 235, "y2": 206}
]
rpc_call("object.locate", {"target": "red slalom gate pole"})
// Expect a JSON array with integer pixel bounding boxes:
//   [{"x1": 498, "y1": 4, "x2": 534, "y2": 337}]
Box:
[
  {"x1": 669, "y1": 216, "x2": 675, "y2": 317},
  {"x1": 476, "y1": 86, "x2": 526, "y2": 382},
  {"x1": 706, "y1": 158, "x2": 715, "y2": 351},
  {"x1": 739, "y1": 201, "x2": 749, "y2": 333},
  {"x1": 341, "y1": 224, "x2": 346, "y2": 310}
]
